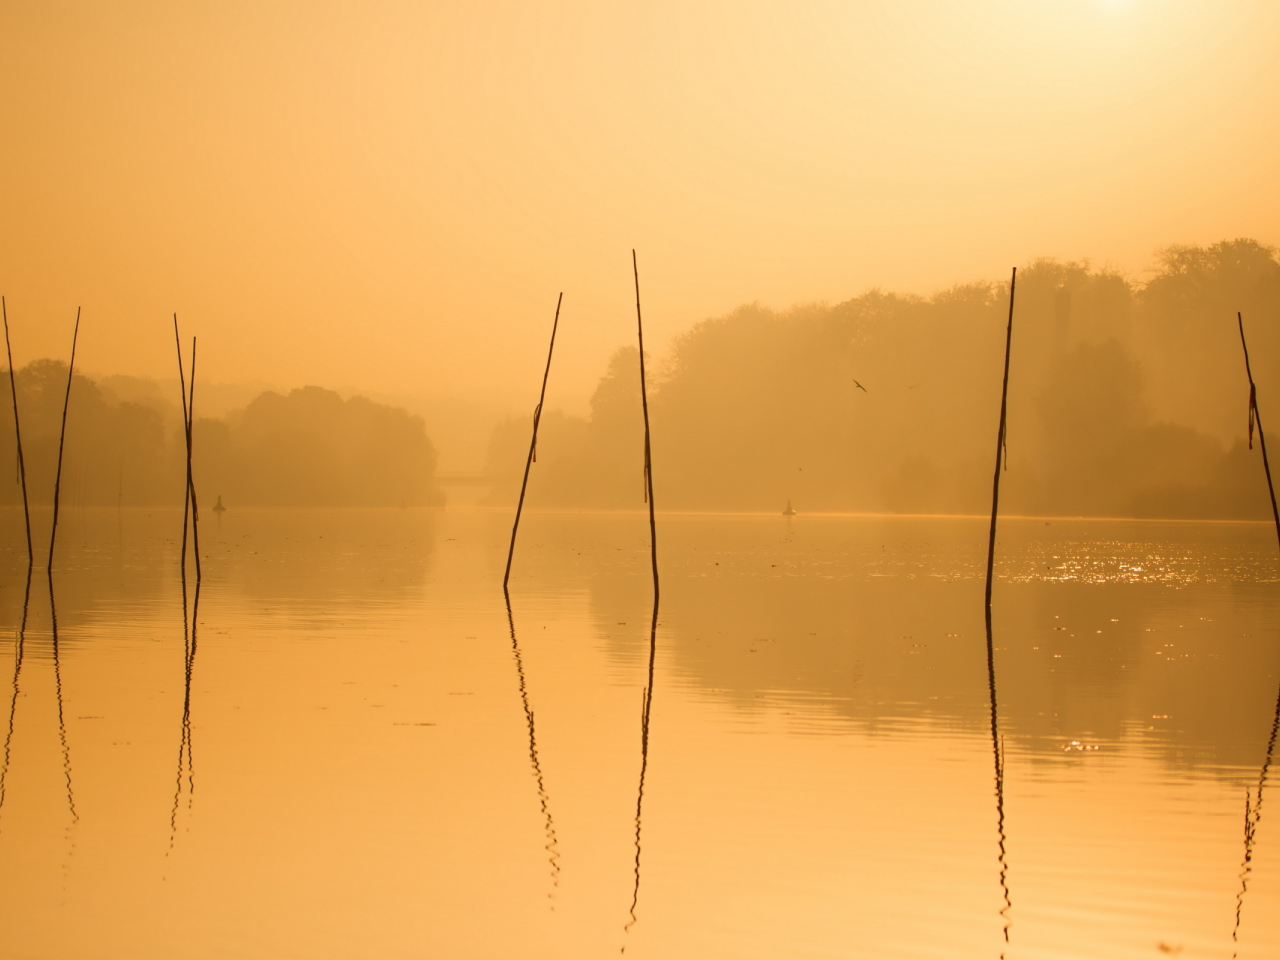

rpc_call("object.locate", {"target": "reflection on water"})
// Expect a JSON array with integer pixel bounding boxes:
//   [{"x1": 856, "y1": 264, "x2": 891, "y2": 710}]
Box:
[
  {"x1": 504, "y1": 595, "x2": 561, "y2": 892},
  {"x1": 0, "y1": 568, "x2": 32, "y2": 821},
  {"x1": 1233, "y1": 679, "x2": 1280, "y2": 956},
  {"x1": 47, "y1": 573, "x2": 78, "y2": 827},
  {"x1": 169, "y1": 578, "x2": 200, "y2": 851},
  {"x1": 987, "y1": 601, "x2": 1012, "y2": 953},
  {"x1": 625, "y1": 597, "x2": 659, "y2": 940},
  {"x1": 0, "y1": 506, "x2": 1277, "y2": 959}
]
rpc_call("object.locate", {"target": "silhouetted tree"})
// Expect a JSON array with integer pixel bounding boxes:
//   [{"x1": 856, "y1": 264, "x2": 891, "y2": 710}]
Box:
[
  {"x1": 195, "y1": 386, "x2": 443, "y2": 507},
  {"x1": 485, "y1": 239, "x2": 1278, "y2": 519}
]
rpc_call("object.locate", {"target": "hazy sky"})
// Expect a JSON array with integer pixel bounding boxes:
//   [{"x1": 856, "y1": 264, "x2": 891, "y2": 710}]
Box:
[{"x1": 2, "y1": 0, "x2": 1276, "y2": 409}]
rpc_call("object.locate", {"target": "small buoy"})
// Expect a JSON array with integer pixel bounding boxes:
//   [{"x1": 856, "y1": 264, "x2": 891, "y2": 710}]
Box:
[
  {"x1": 782, "y1": 499, "x2": 796, "y2": 517},
  {"x1": 212, "y1": 495, "x2": 226, "y2": 513}
]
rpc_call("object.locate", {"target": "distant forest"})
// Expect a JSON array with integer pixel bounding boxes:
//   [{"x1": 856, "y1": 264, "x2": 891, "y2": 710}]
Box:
[
  {"x1": 0, "y1": 370, "x2": 443, "y2": 508},
  {"x1": 488, "y1": 239, "x2": 1280, "y2": 519},
  {"x1": 2, "y1": 239, "x2": 1275, "y2": 518}
]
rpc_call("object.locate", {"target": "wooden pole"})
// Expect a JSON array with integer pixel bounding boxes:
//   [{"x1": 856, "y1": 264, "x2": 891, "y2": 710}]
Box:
[
  {"x1": 503, "y1": 293, "x2": 563, "y2": 594},
  {"x1": 633, "y1": 251, "x2": 659, "y2": 603},
  {"x1": 46, "y1": 307, "x2": 81, "y2": 575},
  {"x1": 1237, "y1": 312, "x2": 1280, "y2": 554},
  {"x1": 174, "y1": 316, "x2": 191, "y2": 576},
  {"x1": 985, "y1": 269, "x2": 1017, "y2": 618},
  {"x1": 2, "y1": 298, "x2": 32, "y2": 566},
  {"x1": 187, "y1": 337, "x2": 201, "y2": 581},
  {"x1": 625, "y1": 250, "x2": 660, "y2": 936},
  {"x1": 1230, "y1": 312, "x2": 1280, "y2": 952},
  {"x1": 984, "y1": 268, "x2": 1016, "y2": 952}
]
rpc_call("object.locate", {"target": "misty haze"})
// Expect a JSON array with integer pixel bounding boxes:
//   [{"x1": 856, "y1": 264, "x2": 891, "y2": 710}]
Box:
[{"x1": 1, "y1": 4, "x2": 1278, "y2": 960}]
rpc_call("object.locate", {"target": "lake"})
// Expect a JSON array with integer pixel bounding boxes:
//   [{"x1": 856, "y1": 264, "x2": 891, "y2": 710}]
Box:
[{"x1": 1, "y1": 506, "x2": 1277, "y2": 959}]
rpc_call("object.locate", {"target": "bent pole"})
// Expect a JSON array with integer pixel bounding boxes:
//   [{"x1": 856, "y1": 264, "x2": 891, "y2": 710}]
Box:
[
  {"x1": 1237, "y1": 312, "x2": 1280, "y2": 554},
  {"x1": 984, "y1": 267, "x2": 1017, "y2": 953},
  {"x1": 47, "y1": 307, "x2": 81, "y2": 575},
  {"x1": 984, "y1": 268, "x2": 1017, "y2": 620},
  {"x1": 633, "y1": 251, "x2": 659, "y2": 604},
  {"x1": 503, "y1": 292, "x2": 563, "y2": 594},
  {"x1": 174, "y1": 317, "x2": 191, "y2": 574},
  {"x1": 188, "y1": 337, "x2": 202, "y2": 581},
  {"x1": 2, "y1": 298, "x2": 32, "y2": 566}
]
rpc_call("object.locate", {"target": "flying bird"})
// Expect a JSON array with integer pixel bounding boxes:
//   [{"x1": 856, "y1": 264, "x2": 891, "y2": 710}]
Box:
[{"x1": 852, "y1": 379, "x2": 868, "y2": 392}]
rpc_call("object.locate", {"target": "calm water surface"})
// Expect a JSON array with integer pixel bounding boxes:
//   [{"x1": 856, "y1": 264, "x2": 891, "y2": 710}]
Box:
[{"x1": 0, "y1": 507, "x2": 1278, "y2": 959}]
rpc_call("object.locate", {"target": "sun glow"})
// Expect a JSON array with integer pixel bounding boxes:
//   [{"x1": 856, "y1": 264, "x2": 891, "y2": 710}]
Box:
[{"x1": 0, "y1": 1, "x2": 1274, "y2": 407}]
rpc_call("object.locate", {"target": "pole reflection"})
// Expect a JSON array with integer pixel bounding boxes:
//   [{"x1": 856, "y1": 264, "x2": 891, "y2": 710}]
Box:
[
  {"x1": 503, "y1": 595, "x2": 560, "y2": 893},
  {"x1": 982, "y1": 267, "x2": 1016, "y2": 956},
  {"x1": 1230, "y1": 679, "x2": 1280, "y2": 957},
  {"x1": 623, "y1": 598, "x2": 659, "y2": 946},
  {"x1": 985, "y1": 606, "x2": 1011, "y2": 955},
  {"x1": 47, "y1": 573, "x2": 77, "y2": 825},
  {"x1": 169, "y1": 575, "x2": 201, "y2": 849},
  {"x1": 0, "y1": 568, "x2": 33, "y2": 825},
  {"x1": 625, "y1": 247, "x2": 661, "y2": 947}
]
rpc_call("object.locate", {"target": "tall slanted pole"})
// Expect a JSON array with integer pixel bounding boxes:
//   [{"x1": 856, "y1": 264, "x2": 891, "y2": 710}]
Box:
[
  {"x1": 985, "y1": 268, "x2": 1017, "y2": 618},
  {"x1": 1230, "y1": 311, "x2": 1280, "y2": 954},
  {"x1": 187, "y1": 337, "x2": 201, "y2": 581},
  {"x1": 624, "y1": 251, "x2": 661, "y2": 939},
  {"x1": 2, "y1": 298, "x2": 32, "y2": 566},
  {"x1": 174, "y1": 317, "x2": 192, "y2": 577},
  {"x1": 633, "y1": 250, "x2": 659, "y2": 603},
  {"x1": 1238, "y1": 312, "x2": 1280, "y2": 553},
  {"x1": 985, "y1": 268, "x2": 1017, "y2": 951},
  {"x1": 503, "y1": 293, "x2": 563, "y2": 594},
  {"x1": 47, "y1": 307, "x2": 81, "y2": 575}
]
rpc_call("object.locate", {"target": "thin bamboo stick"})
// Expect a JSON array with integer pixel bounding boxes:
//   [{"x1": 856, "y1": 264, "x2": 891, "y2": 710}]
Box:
[
  {"x1": 187, "y1": 337, "x2": 201, "y2": 581},
  {"x1": 984, "y1": 268, "x2": 1016, "y2": 616},
  {"x1": 46, "y1": 307, "x2": 81, "y2": 575},
  {"x1": 174, "y1": 317, "x2": 191, "y2": 576},
  {"x1": 984, "y1": 268, "x2": 1016, "y2": 950},
  {"x1": 2, "y1": 298, "x2": 32, "y2": 566},
  {"x1": 632, "y1": 251, "x2": 658, "y2": 602},
  {"x1": 1237, "y1": 312, "x2": 1280, "y2": 553},
  {"x1": 1229, "y1": 311, "x2": 1280, "y2": 953},
  {"x1": 625, "y1": 250, "x2": 660, "y2": 937},
  {"x1": 503, "y1": 293, "x2": 563, "y2": 594}
]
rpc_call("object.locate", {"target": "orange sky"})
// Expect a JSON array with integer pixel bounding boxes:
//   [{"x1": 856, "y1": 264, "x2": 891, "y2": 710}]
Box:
[{"x1": 1, "y1": 0, "x2": 1277, "y2": 410}]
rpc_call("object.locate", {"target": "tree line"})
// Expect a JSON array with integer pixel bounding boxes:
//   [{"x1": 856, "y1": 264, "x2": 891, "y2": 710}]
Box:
[
  {"x1": 487, "y1": 239, "x2": 1280, "y2": 519},
  {"x1": 0, "y1": 370, "x2": 442, "y2": 509}
]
